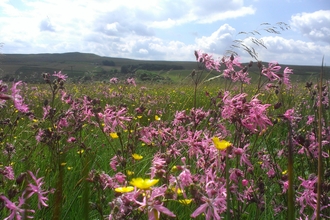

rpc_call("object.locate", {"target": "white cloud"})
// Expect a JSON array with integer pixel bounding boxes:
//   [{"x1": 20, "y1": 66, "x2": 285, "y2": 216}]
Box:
[
  {"x1": 195, "y1": 24, "x2": 236, "y2": 54},
  {"x1": 291, "y1": 10, "x2": 330, "y2": 43},
  {"x1": 40, "y1": 18, "x2": 55, "y2": 32},
  {"x1": 241, "y1": 36, "x2": 330, "y2": 65},
  {"x1": 138, "y1": 49, "x2": 149, "y2": 55},
  {"x1": 0, "y1": 0, "x2": 328, "y2": 65}
]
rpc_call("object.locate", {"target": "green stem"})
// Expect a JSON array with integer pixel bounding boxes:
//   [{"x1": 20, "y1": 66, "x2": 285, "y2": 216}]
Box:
[
  {"x1": 226, "y1": 148, "x2": 230, "y2": 220},
  {"x1": 316, "y1": 57, "x2": 324, "y2": 220},
  {"x1": 53, "y1": 161, "x2": 64, "y2": 220},
  {"x1": 287, "y1": 124, "x2": 294, "y2": 220}
]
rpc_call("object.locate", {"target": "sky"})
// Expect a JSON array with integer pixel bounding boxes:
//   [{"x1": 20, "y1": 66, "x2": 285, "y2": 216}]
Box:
[{"x1": 0, "y1": 0, "x2": 329, "y2": 66}]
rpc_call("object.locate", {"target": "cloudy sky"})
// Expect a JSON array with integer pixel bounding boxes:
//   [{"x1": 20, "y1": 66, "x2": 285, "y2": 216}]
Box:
[{"x1": 0, "y1": 0, "x2": 329, "y2": 65}]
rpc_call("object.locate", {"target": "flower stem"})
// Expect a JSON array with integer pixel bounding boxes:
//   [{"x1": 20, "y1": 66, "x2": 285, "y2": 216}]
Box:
[
  {"x1": 316, "y1": 57, "x2": 324, "y2": 220},
  {"x1": 287, "y1": 124, "x2": 294, "y2": 220},
  {"x1": 226, "y1": 148, "x2": 230, "y2": 220}
]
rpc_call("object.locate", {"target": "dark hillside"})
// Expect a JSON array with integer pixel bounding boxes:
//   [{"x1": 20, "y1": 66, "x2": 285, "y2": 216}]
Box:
[{"x1": 0, "y1": 52, "x2": 328, "y2": 83}]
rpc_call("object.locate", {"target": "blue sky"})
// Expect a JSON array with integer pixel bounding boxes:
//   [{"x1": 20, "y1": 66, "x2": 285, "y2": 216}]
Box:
[{"x1": 0, "y1": 0, "x2": 329, "y2": 65}]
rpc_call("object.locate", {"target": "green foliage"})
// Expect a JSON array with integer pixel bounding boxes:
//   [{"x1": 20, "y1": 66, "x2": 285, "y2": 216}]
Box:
[{"x1": 102, "y1": 60, "x2": 116, "y2": 66}]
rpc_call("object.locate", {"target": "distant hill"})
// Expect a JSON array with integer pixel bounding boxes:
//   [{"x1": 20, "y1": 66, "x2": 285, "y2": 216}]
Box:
[{"x1": 0, "y1": 52, "x2": 328, "y2": 83}]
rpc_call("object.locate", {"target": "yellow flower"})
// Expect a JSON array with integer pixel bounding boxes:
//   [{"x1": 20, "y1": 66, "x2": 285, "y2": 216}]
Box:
[
  {"x1": 61, "y1": 162, "x2": 67, "y2": 166},
  {"x1": 132, "y1": 153, "x2": 143, "y2": 160},
  {"x1": 171, "y1": 166, "x2": 178, "y2": 172},
  {"x1": 282, "y1": 170, "x2": 288, "y2": 175},
  {"x1": 67, "y1": 167, "x2": 73, "y2": 170},
  {"x1": 171, "y1": 187, "x2": 183, "y2": 195},
  {"x1": 130, "y1": 178, "x2": 159, "y2": 190},
  {"x1": 155, "y1": 115, "x2": 161, "y2": 121},
  {"x1": 212, "y1": 137, "x2": 231, "y2": 150},
  {"x1": 110, "y1": 132, "x2": 119, "y2": 139},
  {"x1": 115, "y1": 186, "x2": 134, "y2": 193},
  {"x1": 126, "y1": 170, "x2": 134, "y2": 176},
  {"x1": 77, "y1": 149, "x2": 84, "y2": 154},
  {"x1": 137, "y1": 115, "x2": 142, "y2": 119},
  {"x1": 178, "y1": 199, "x2": 193, "y2": 205}
]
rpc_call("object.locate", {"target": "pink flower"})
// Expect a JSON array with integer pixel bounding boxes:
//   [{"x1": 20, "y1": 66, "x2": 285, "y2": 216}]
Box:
[
  {"x1": 194, "y1": 50, "x2": 221, "y2": 71},
  {"x1": 261, "y1": 62, "x2": 281, "y2": 81},
  {"x1": 283, "y1": 108, "x2": 301, "y2": 122},
  {"x1": 191, "y1": 181, "x2": 227, "y2": 220},
  {"x1": 11, "y1": 81, "x2": 29, "y2": 113},
  {"x1": 133, "y1": 186, "x2": 176, "y2": 219},
  {"x1": 242, "y1": 179, "x2": 249, "y2": 187},
  {"x1": 26, "y1": 170, "x2": 50, "y2": 209},
  {"x1": 98, "y1": 105, "x2": 132, "y2": 133},
  {"x1": 52, "y1": 71, "x2": 68, "y2": 81},
  {"x1": 0, "y1": 195, "x2": 35, "y2": 220},
  {"x1": 109, "y1": 77, "x2": 119, "y2": 84},
  {"x1": 283, "y1": 67, "x2": 293, "y2": 88},
  {"x1": 1, "y1": 166, "x2": 15, "y2": 180},
  {"x1": 126, "y1": 77, "x2": 136, "y2": 86},
  {"x1": 306, "y1": 115, "x2": 314, "y2": 125}
]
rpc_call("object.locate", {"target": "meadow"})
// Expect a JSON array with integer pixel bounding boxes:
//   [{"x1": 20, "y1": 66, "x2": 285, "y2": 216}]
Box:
[{"x1": 0, "y1": 51, "x2": 329, "y2": 220}]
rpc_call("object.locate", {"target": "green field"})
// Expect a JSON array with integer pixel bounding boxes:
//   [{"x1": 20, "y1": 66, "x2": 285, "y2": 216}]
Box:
[{"x1": 0, "y1": 53, "x2": 329, "y2": 220}]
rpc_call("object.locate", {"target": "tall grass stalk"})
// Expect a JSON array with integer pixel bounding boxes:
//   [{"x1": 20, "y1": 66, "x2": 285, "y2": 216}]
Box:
[
  {"x1": 316, "y1": 58, "x2": 324, "y2": 220},
  {"x1": 226, "y1": 147, "x2": 231, "y2": 220},
  {"x1": 287, "y1": 124, "x2": 294, "y2": 220}
]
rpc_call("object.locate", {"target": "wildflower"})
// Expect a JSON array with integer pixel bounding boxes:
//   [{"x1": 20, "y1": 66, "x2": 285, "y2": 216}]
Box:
[
  {"x1": 115, "y1": 186, "x2": 134, "y2": 193},
  {"x1": 11, "y1": 81, "x2": 29, "y2": 113},
  {"x1": 178, "y1": 199, "x2": 193, "y2": 205},
  {"x1": 306, "y1": 115, "x2": 314, "y2": 125},
  {"x1": 171, "y1": 165, "x2": 178, "y2": 172},
  {"x1": 109, "y1": 77, "x2": 119, "y2": 84},
  {"x1": 126, "y1": 77, "x2": 136, "y2": 86},
  {"x1": 132, "y1": 153, "x2": 143, "y2": 160},
  {"x1": 67, "y1": 137, "x2": 77, "y2": 143},
  {"x1": 77, "y1": 149, "x2": 84, "y2": 154},
  {"x1": 261, "y1": 61, "x2": 281, "y2": 81},
  {"x1": 26, "y1": 170, "x2": 50, "y2": 209},
  {"x1": 1, "y1": 166, "x2": 15, "y2": 180},
  {"x1": 0, "y1": 195, "x2": 35, "y2": 220},
  {"x1": 212, "y1": 137, "x2": 231, "y2": 150},
  {"x1": 242, "y1": 179, "x2": 249, "y2": 187},
  {"x1": 110, "y1": 132, "x2": 119, "y2": 139},
  {"x1": 283, "y1": 108, "x2": 301, "y2": 123},
  {"x1": 171, "y1": 187, "x2": 183, "y2": 195},
  {"x1": 282, "y1": 67, "x2": 293, "y2": 88},
  {"x1": 99, "y1": 106, "x2": 132, "y2": 132},
  {"x1": 133, "y1": 185, "x2": 176, "y2": 219},
  {"x1": 191, "y1": 181, "x2": 227, "y2": 220},
  {"x1": 52, "y1": 71, "x2": 68, "y2": 82},
  {"x1": 126, "y1": 170, "x2": 134, "y2": 176},
  {"x1": 155, "y1": 115, "x2": 161, "y2": 121},
  {"x1": 194, "y1": 50, "x2": 221, "y2": 71},
  {"x1": 130, "y1": 178, "x2": 159, "y2": 190},
  {"x1": 115, "y1": 172, "x2": 126, "y2": 184}
]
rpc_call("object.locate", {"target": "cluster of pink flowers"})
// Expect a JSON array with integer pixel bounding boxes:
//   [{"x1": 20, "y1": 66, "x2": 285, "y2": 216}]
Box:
[
  {"x1": 0, "y1": 169, "x2": 52, "y2": 220},
  {"x1": 221, "y1": 91, "x2": 273, "y2": 133}
]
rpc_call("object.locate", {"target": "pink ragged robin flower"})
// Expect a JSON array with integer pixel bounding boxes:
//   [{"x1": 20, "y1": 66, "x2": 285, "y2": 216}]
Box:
[
  {"x1": 0, "y1": 195, "x2": 35, "y2": 220},
  {"x1": 26, "y1": 170, "x2": 51, "y2": 209}
]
